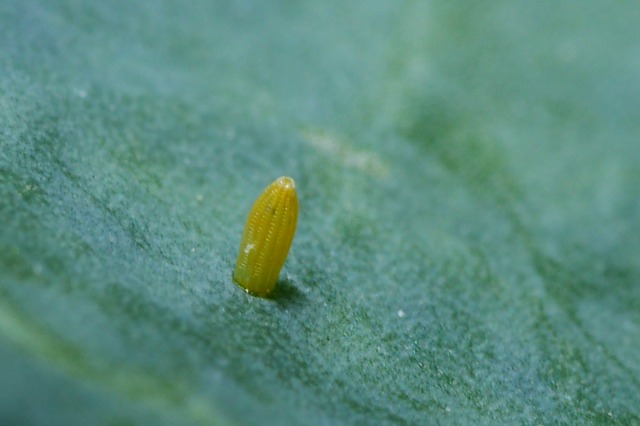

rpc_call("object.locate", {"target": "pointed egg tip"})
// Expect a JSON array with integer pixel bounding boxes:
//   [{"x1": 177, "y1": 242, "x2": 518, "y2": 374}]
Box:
[{"x1": 275, "y1": 176, "x2": 296, "y2": 190}]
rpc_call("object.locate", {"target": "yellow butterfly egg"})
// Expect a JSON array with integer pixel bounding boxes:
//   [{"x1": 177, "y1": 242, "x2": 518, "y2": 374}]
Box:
[{"x1": 233, "y1": 176, "x2": 299, "y2": 297}]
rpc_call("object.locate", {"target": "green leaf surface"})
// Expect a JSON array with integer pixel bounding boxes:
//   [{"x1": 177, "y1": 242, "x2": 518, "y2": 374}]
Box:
[{"x1": 1, "y1": 1, "x2": 639, "y2": 424}]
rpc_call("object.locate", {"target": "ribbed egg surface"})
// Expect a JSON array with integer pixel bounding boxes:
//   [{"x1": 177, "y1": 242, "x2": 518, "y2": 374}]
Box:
[{"x1": 233, "y1": 177, "x2": 299, "y2": 297}]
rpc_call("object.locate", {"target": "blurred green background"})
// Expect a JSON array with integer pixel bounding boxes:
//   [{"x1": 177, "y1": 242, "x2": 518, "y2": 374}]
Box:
[{"x1": 1, "y1": 1, "x2": 639, "y2": 425}]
